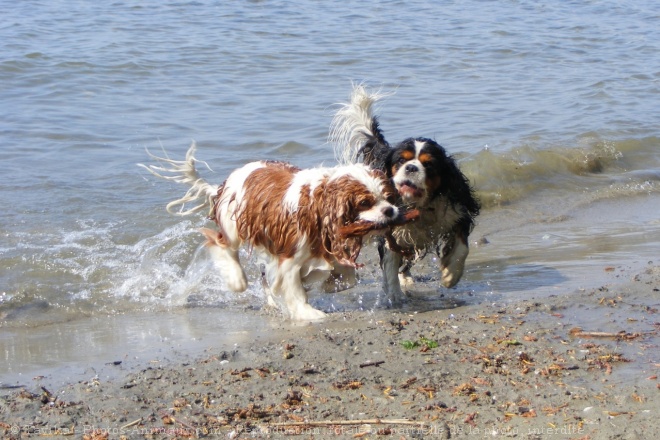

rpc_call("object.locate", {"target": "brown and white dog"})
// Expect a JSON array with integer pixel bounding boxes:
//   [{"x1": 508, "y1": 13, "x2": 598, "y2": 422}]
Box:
[
  {"x1": 331, "y1": 85, "x2": 480, "y2": 305},
  {"x1": 142, "y1": 144, "x2": 417, "y2": 321}
]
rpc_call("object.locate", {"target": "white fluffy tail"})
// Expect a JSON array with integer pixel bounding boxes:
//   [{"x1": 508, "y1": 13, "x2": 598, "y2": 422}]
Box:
[
  {"x1": 139, "y1": 142, "x2": 219, "y2": 216},
  {"x1": 330, "y1": 84, "x2": 392, "y2": 165}
]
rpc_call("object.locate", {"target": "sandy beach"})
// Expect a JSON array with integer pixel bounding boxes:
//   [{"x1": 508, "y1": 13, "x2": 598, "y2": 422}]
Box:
[{"x1": 1, "y1": 262, "x2": 657, "y2": 439}]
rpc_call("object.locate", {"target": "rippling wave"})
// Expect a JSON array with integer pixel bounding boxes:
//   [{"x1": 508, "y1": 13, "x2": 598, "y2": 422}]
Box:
[{"x1": 464, "y1": 135, "x2": 660, "y2": 207}]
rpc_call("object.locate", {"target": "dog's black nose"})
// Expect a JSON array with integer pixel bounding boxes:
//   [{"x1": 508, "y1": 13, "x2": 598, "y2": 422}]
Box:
[
  {"x1": 405, "y1": 164, "x2": 418, "y2": 173},
  {"x1": 382, "y1": 206, "x2": 395, "y2": 218}
]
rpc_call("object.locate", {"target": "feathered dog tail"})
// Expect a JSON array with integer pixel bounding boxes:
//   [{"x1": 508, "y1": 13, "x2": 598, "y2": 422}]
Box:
[
  {"x1": 330, "y1": 84, "x2": 393, "y2": 169},
  {"x1": 139, "y1": 142, "x2": 219, "y2": 216}
]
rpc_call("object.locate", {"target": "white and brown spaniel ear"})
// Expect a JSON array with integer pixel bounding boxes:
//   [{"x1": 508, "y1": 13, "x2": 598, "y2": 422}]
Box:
[
  {"x1": 324, "y1": 173, "x2": 420, "y2": 267},
  {"x1": 316, "y1": 177, "x2": 366, "y2": 266}
]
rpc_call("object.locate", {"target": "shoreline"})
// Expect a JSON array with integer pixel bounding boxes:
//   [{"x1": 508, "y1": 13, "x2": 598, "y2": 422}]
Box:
[{"x1": 1, "y1": 264, "x2": 658, "y2": 439}]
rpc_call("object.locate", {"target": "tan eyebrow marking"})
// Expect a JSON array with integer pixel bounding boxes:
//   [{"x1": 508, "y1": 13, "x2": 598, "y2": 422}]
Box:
[
  {"x1": 419, "y1": 152, "x2": 433, "y2": 164},
  {"x1": 401, "y1": 150, "x2": 414, "y2": 160}
]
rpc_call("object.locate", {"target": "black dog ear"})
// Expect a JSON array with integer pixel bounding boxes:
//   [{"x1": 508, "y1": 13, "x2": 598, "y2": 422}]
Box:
[
  {"x1": 383, "y1": 149, "x2": 396, "y2": 177},
  {"x1": 439, "y1": 155, "x2": 481, "y2": 220}
]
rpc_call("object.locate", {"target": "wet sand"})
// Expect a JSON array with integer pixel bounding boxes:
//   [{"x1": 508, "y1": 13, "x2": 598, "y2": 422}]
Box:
[{"x1": 1, "y1": 262, "x2": 658, "y2": 439}]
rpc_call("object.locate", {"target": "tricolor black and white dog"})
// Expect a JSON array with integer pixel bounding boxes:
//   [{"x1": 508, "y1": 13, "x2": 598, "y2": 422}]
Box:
[{"x1": 331, "y1": 85, "x2": 480, "y2": 304}]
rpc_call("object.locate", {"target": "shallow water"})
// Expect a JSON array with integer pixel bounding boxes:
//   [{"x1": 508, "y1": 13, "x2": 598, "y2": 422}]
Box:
[{"x1": 1, "y1": 0, "x2": 659, "y2": 384}]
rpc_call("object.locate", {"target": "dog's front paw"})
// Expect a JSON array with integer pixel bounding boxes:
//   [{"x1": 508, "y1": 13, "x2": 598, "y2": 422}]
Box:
[
  {"x1": 290, "y1": 304, "x2": 327, "y2": 321},
  {"x1": 440, "y1": 240, "x2": 468, "y2": 288},
  {"x1": 385, "y1": 288, "x2": 409, "y2": 308},
  {"x1": 398, "y1": 272, "x2": 414, "y2": 288},
  {"x1": 441, "y1": 266, "x2": 461, "y2": 288}
]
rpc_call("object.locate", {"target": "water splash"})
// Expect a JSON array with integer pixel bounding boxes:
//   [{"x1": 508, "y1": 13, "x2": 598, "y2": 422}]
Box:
[{"x1": 0, "y1": 219, "x2": 266, "y2": 326}]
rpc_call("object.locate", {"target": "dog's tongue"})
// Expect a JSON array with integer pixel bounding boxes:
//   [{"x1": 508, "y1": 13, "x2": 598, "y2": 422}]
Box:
[{"x1": 398, "y1": 182, "x2": 424, "y2": 199}]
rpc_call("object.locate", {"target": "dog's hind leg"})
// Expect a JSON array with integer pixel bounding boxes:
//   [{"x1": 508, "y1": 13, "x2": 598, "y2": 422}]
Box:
[
  {"x1": 201, "y1": 228, "x2": 248, "y2": 292},
  {"x1": 208, "y1": 246, "x2": 248, "y2": 292}
]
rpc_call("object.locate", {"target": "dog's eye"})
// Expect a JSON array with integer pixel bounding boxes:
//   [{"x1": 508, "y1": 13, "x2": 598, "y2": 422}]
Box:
[
  {"x1": 358, "y1": 199, "x2": 372, "y2": 208},
  {"x1": 397, "y1": 157, "x2": 407, "y2": 165}
]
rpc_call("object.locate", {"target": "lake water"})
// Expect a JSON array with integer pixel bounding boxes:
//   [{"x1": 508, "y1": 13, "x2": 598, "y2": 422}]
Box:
[{"x1": 1, "y1": 0, "x2": 659, "y2": 384}]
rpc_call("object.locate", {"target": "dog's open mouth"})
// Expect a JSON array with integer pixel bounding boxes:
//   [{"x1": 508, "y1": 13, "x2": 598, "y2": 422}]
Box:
[{"x1": 397, "y1": 180, "x2": 425, "y2": 199}]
